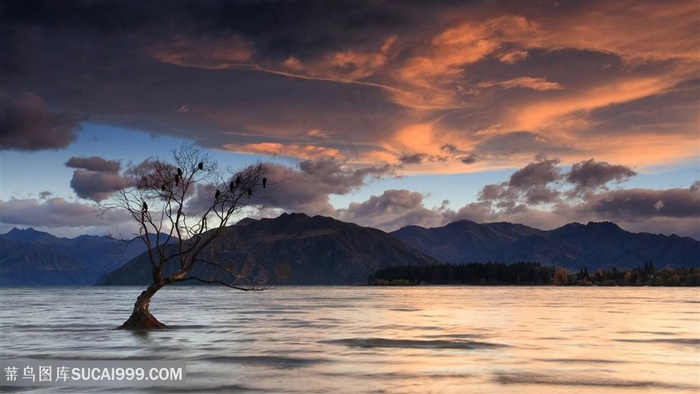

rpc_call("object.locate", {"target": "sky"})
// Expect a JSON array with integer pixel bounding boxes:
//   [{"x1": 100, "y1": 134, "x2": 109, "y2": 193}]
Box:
[{"x1": 1, "y1": 0, "x2": 699, "y2": 240}]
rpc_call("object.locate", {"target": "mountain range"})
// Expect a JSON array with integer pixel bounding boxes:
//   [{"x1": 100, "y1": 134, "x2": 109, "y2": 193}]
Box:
[
  {"x1": 1, "y1": 213, "x2": 698, "y2": 286},
  {"x1": 98, "y1": 213, "x2": 437, "y2": 285},
  {"x1": 0, "y1": 228, "x2": 151, "y2": 285},
  {"x1": 391, "y1": 220, "x2": 700, "y2": 270}
]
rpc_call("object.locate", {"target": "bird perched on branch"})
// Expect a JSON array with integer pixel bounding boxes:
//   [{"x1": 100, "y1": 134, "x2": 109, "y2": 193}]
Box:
[
  {"x1": 215, "y1": 189, "x2": 221, "y2": 199},
  {"x1": 262, "y1": 177, "x2": 267, "y2": 188},
  {"x1": 198, "y1": 162, "x2": 204, "y2": 170},
  {"x1": 177, "y1": 168, "x2": 183, "y2": 176},
  {"x1": 142, "y1": 201, "x2": 148, "y2": 212}
]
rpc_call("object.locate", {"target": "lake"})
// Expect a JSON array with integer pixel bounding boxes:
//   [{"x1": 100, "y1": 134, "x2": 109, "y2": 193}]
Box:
[{"x1": 1, "y1": 286, "x2": 698, "y2": 393}]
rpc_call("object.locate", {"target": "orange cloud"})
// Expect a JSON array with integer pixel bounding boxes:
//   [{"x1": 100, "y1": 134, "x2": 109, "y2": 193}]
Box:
[
  {"x1": 523, "y1": 1, "x2": 699, "y2": 63},
  {"x1": 147, "y1": 35, "x2": 253, "y2": 69},
  {"x1": 497, "y1": 49, "x2": 529, "y2": 64},
  {"x1": 146, "y1": 2, "x2": 698, "y2": 175},
  {"x1": 280, "y1": 35, "x2": 397, "y2": 82},
  {"x1": 223, "y1": 142, "x2": 342, "y2": 159},
  {"x1": 387, "y1": 3, "x2": 697, "y2": 109},
  {"x1": 389, "y1": 18, "x2": 521, "y2": 108},
  {"x1": 478, "y1": 77, "x2": 564, "y2": 91},
  {"x1": 512, "y1": 76, "x2": 673, "y2": 131},
  {"x1": 576, "y1": 133, "x2": 699, "y2": 169}
]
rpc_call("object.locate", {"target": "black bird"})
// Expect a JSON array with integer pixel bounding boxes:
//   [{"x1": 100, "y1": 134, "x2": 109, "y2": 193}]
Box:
[
  {"x1": 177, "y1": 168, "x2": 183, "y2": 176},
  {"x1": 142, "y1": 201, "x2": 148, "y2": 211},
  {"x1": 215, "y1": 189, "x2": 221, "y2": 199},
  {"x1": 198, "y1": 162, "x2": 204, "y2": 170},
  {"x1": 262, "y1": 177, "x2": 267, "y2": 188},
  {"x1": 229, "y1": 181, "x2": 235, "y2": 192},
  {"x1": 161, "y1": 184, "x2": 166, "y2": 191},
  {"x1": 246, "y1": 188, "x2": 252, "y2": 198},
  {"x1": 235, "y1": 176, "x2": 241, "y2": 186}
]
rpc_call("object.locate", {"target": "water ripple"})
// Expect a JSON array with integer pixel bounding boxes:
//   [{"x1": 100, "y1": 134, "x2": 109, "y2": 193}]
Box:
[
  {"x1": 322, "y1": 337, "x2": 506, "y2": 350},
  {"x1": 196, "y1": 355, "x2": 331, "y2": 368},
  {"x1": 494, "y1": 372, "x2": 700, "y2": 390}
]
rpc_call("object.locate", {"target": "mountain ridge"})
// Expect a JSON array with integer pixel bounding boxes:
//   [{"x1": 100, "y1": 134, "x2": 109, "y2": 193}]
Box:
[
  {"x1": 2, "y1": 215, "x2": 698, "y2": 286},
  {"x1": 0, "y1": 228, "x2": 152, "y2": 285},
  {"x1": 391, "y1": 220, "x2": 700, "y2": 269},
  {"x1": 98, "y1": 212, "x2": 439, "y2": 285}
]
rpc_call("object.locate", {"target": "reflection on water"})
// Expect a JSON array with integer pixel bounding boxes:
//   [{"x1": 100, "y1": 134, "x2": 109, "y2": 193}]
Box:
[{"x1": 1, "y1": 286, "x2": 698, "y2": 393}]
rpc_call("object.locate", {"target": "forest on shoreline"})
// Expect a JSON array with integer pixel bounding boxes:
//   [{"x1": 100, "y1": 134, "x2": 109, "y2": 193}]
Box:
[{"x1": 369, "y1": 262, "x2": 700, "y2": 287}]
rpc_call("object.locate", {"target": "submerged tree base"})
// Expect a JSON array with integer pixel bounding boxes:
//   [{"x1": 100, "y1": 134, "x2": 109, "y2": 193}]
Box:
[{"x1": 118, "y1": 310, "x2": 168, "y2": 330}]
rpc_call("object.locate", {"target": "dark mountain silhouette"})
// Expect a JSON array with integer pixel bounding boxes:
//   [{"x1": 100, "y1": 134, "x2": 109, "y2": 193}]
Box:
[
  {"x1": 391, "y1": 220, "x2": 700, "y2": 269},
  {"x1": 0, "y1": 238, "x2": 98, "y2": 285},
  {"x1": 4, "y1": 216, "x2": 698, "y2": 286},
  {"x1": 98, "y1": 213, "x2": 439, "y2": 285},
  {"x1": 0, "y1": 228, "x2": 152, "y2": 285},
  {"x1": 392, "y1": 220, "x2": 543, "y2": 262}
]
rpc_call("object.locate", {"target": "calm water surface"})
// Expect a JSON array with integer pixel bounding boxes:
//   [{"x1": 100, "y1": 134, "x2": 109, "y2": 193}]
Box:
[{"x1": 1, "y1": 286, "x2": 698, "y2": 393}]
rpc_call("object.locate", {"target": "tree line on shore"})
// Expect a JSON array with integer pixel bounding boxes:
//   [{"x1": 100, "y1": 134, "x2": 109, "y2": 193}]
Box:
[{"x1": 369, "y1": 261, "x2": 700, "y2": 286}]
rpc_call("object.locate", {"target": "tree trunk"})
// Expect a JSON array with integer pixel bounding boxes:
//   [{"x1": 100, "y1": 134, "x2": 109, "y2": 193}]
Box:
[{"x1": 118, "y1": 282, "x2": 167, "y2": 329}]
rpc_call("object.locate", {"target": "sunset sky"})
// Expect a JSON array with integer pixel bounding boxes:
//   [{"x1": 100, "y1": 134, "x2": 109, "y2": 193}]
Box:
[{"x1": 1, "y1": 0, "x2": 699, "y2": 239}]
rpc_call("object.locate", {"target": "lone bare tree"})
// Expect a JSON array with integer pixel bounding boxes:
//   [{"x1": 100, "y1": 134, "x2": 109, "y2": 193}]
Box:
[{"x1": 109, "y1": 144, "x2": 268, "y2": 329}]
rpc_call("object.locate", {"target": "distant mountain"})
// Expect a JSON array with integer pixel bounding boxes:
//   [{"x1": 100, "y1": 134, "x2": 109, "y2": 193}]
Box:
[
  {"x1": 98, "y1": 213, "x2": 439, "y2": 285},
  {"x1": 6, "y1": 216, "x2": 698, "y2": 286},
  {"x1": 0, "y1": 238, "x2": 98, "y2": 285},
  {"x1": 0, "y1": 228, "x2": 152, "y2": 286},
  {"x1": 391, "y1": 220, "x2": 700, "y2": 269},
  {"x1": 393, "y1": 221, "x2": 543, "y2": 263}
]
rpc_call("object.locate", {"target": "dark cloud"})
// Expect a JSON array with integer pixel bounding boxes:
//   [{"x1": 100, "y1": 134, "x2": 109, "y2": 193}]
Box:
[
  {"x1": 478, "y1": 156, "x2": 563, "y2": 208},
  {"x1": 0, "y1": 0, "x2": 412, "y2": 62},
  {"x1": 438, "y1": 143, "x2": 478, "y2": 164},
  {"x1": 260, "y1": 158, "x2": 393, "y2": 215},
  {"x1": 399, "y1": 153, "x2": 426, "y2": 165},
  {"x1": 509, "y1": 157, "x2": 561, "y2": 189},
  {"x1": 691, "y1": 180, "x2": 700, "y2": 193},
  {"x1": 0, "y1": 0, "x2": 166, "y2": 35},
  {"x1": 69, "y1": 170, "x2": 131, "y2": 202},
  {"x1": 460, "y1": 154, "x2": 478, "y2": 164},
  {"x1": 0, "y1": 25, "x2": 38, "y2": 77},
  {"x1": 206, "y1": 1, "x2": 411, "y2": 63},
  {"x1": 338, "y1": 189, "x2": 450, "y2": 231},
  {"x1": 585, "y1": 187, "x2": 700, "y2": 219},
  {"x1": 440, "y1": 143, "x2": 458, "y2": 153},
  {"x1": 0, "y1": 93, "x2": 81, "y2": 151},
  {"x1": 448, "y1": 157, "x2": 700, "y2": 238},
  {"x1": 65, "y1": 155, "x2": 131, "y2": 202},
  {"x1": 567, "y1": 158, "x2": 636, "y2": 193},
  {"x1": 65, "y1": 156, "x2": 121, "y2": 172}
]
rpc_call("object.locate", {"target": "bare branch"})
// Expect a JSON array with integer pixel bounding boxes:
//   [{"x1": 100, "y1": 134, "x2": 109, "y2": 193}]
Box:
[{"x1": 104, "y1": 143, "x2": 271, "y2": 291}]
